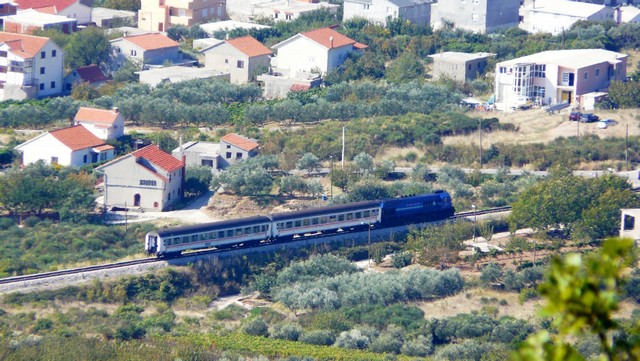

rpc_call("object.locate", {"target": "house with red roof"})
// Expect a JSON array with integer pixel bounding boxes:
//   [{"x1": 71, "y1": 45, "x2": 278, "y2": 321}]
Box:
[
  {"x1": 201, "y1": 35, "x2": 272, "y2": 84},
  {"x1": 0, "y1": 32, "x2": 64, "y2": 100},
  {"x1": 110, "y1": 32, "x2": 181, "y2": 66},
  {"x1": 13, "y1": 0, "x2": 92, "y2": 25},
  {"x1": 171, "y1": 133, "x2": 259, "y2": 172},
  {"x1": 270, "y1": 27, "x2": 367, "y2": 78},
  {"x1": 96, "y1": 144, "x2": 185, "y2": 211},
  {"x1": 14, "y1": 125, "x2": 115, "y2": 166},
  {"x1": 73, "y1": 106, "x2": 124, "y2": 140},
  {"x1": 3, "y1": 9, "x2": 77, "y2": 34},
  {"x1": 138, "y1": 0, "x2": 225, "y2": 33},
  {"x1": 64, "y1": 64, "x2": 108, "y2": 92}
]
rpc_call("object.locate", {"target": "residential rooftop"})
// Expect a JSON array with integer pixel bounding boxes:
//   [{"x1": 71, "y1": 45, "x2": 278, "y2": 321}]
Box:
[
  {"x1": 5, "y1": 8, "x2": 75, "y2": 26},
  {"x1": 497, "y1": 49, "x2": 627, "y2": 69},
  {"x1": 0, "y1": 32, "x2": 50, "y2": 58},
  {"x1": 523, "y1": 0, "x2": 607, "y2": 17},
  {"x1": 429, "y1": 52, "x2": 495, "y2": 62}
]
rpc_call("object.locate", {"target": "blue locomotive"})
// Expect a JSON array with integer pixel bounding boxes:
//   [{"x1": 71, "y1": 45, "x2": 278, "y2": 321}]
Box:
[{"x1": 145, "y1": 191, "x2": 454, "y2": 257}]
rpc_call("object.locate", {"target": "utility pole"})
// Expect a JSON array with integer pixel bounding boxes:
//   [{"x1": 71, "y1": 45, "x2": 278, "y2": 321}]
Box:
[
  {"x1": 626, "y1": 123, "x2": 629, "y2": 170},
  {"x1": 329, "y1": 155, "x2": 333, "y2": 199},
  {"x1": 341, "y1": 127, "x2": 345, "y2": 169},
  {"x1": 478, "y1": 119, "x2": 483, "y2": 169}
]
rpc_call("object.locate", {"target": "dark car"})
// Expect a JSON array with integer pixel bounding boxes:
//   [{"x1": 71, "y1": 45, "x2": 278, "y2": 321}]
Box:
[
  {"x1": 580, "y1": 113, "x2": 599, "y2": 123},
  {"x1": 569, "y1": 111, "x2": 581, "y2": 121}
]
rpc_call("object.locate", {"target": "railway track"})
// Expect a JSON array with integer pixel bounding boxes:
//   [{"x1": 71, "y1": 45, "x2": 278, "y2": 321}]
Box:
[{"x1": 0, "y1": 206, "x2": 512, "y2": 287}]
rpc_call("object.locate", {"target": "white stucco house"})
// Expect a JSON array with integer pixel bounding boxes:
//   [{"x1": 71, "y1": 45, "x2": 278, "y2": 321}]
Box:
[
  {"x1": 0, "y1": 32, "x2": 64, "y2": 101},
  {"x1": 202, "y1": 35, "x2": 272, "y2": 84},
  {"x1": 519, "y1": 0, "x2": 614, "y2": 35},
  {"x1": 96, "y1": 144, "x2": 185, "y2": 212},
  {"x1": 73, "y1": 106, "x2": 125, "y2": 140},
  {"x1": 13, "y1": 0, "x2": 92, "y2": 25},
  {"x1": 494, "y1": 49, "x2": 627, "y2": 111},
  {"x1": 343, "y1": 0, "x2": 431, "y2": 27},
  {"x1": 270, "y1": 27, "x2": 368, "y2": 78},
  {"x1": 14, "y1": 125, "x2": 115, "y2": 167}
]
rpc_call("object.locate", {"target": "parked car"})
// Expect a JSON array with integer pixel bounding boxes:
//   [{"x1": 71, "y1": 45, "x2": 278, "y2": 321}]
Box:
[
  {"x1": 598, "y1": 119, "x2": 615, "y2": 129},
  {"x1": 569, "y1": 111, "x2": 582, "y2": 121},
  {"x1": 580, "y1": 113, "x2": 599, "y2": 123}
]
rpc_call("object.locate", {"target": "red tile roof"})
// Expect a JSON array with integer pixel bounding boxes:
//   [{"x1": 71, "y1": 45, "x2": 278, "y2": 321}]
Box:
[
  {"x1": 74, "y1": 64, "x2": 108, "y2": 83},
  {"x1": 13, "y1": 0, "x2": 78, "y2": 11},
  {"x1": 133, "y1": 144, "x2": 183, "y2": 172},
  {"x1": 50, "y1": 125, "x2": 112, "y2": 151},
  {"x1": 301, "y1": 27, "x2": 367, "y2": 49},
  {"x1": 227, "y1": 35, "x2": 272, "y2": 58},
  {"x1": 221, "y1": 133, "x2": 259, "y2": 152},
  {"x1": 74, "y1": 107, "x2": 120, "y2": 125},
  {"x1": 0, "y1": 32, "x2": 49, "y2": 58},
  {"x1": 123, "y1": 33, "x2": 179, "y2": 51}
]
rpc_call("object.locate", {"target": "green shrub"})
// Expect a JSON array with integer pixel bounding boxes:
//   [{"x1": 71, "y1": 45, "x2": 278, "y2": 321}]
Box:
[
  {"x1": 0, "y1": 217, "x2": 15, "y2": 230},
  {"x1": 400, "y1": 335, "x2": 433, "y2": 357},
  {"x1": 391, "y1": 252, "x2": 412, "y2": 269},
  {"x1": 23, "y1": 216, "x2": 40, "y2": 228},
  {"x1": 33, "y1": 318, "x2": 53, "y2": 332},
  {"x1": 518, "y1": 287, "x2": 538, "y2": 304},
  {"x1": 270, "y1": 322, "x2": 303, "y2": 341},
  {"x1": 299, "y1": 329, "x2": 335, "y2": 346},
  {"x1": 242, "y1": 318, "x2": 269, "y2": 337}
]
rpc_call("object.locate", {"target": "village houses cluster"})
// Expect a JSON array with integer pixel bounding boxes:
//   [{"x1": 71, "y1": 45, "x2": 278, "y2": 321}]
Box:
[{"x1": 2, "y1": 0, "x2": 639, "y2": 211}]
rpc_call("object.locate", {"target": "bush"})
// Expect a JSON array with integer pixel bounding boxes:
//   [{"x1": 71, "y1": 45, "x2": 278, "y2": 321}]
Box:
[
  {"x1": 400, "y1": 335, "x2": 434, "y2": 357},
  {"x1": 23, "y1": 216, "x2": 40, "y2": 228},
  {"x1": 391, "y1": 252, "x2": 412, "y2": 269},
  {"x1": 242, "y1": 318, "x2": 269, "y2": 337},
  {"x1": 33, "y1": 318, "x2": 53, "y2": 332},
  {"x1": 435, "y1": 339, "x2": 498, "y2": 361},
  {"x1": 0, "y1": 217, "x2": 15, "y2": 230},
  {"x1": 334, "y1": 328, "x2": 373, "y2": 350},
  {"x1": 518, "y1": 287, "x2": 538, "y2": 304},
  {"x1": 299, "y1": 329, "x2": 335, "y2": 346},
  {"x1": 369, "y1": 326, "x2": 404, "y2": 354},
  {"x1": 270, "y1": 322, "x2": 303, "y2": 341}
]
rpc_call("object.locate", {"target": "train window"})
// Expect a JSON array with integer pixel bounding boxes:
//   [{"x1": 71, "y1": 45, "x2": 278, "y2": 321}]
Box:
[
  {"x1": 373, "y1": 209, "x2": 379, "y2": 215},
  {"x1": 244, "y1": 227, "x2": 251, "y2": 234},
  {"x1": 227, "y1": 230, "x2": 234, "y2": 237},
  {"x1": 192, "y1": 235, "x2": 198, "y2": 242},
  {"x1": 235, "y1": 229, "x2": 243, "y2": 236},
  {"x1": 218, "y1": 231, "x2": 225, "y2": 238},
  {"x1": 355, "y1": 212, "x2": 362, "y2": 219},
  {"x1": 295, "y1": 220, "x2": 301, "y2": 227},
  {"x1": 182, "y1": 236, "x2": 189, "y2": 243},
  {"x1": 262, "y1": 225, "x2": 268, "y2": 232},
  {"x1": 253, "y1": 226, "x2": 260, "y2": 233},
  {"x1": 319, "y1": 216, "x2": 328, "y2": 224},
  {"x1": 200, "y1": 234, "x2": 207, "y2": 240},
  {"x1": 312, "y1": 218, "x2": 319, "y2": 225},
  {"x1": 346, "y1": 213, "x2": 353, "y2": 220},
  {"x1": 303, "y1": 219, "x2": 310, "y2": 226},
  {"x1": 363, "y1": 210, "x2": 370, "y2": 217},
  {"x1": 329, "y1": 215, "x2": 336, "y2": 222},
  {"x1": 338, "y1": 214, "x2": 345, "y2": 221},
  {"x1": 286, "y1": 221, "x2": 293, "y2": 229}
]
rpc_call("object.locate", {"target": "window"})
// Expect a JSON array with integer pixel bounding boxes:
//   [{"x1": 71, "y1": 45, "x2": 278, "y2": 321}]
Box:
[
  {"x1": 40, "y1": 67, "x2": 45, "y2": 74},
  {"x1": 0, "y1": 51, "x2": 6, "y2": 57},
  {"x1": 472, "y1": 0, "x2": 479, "y2": 3},
  {"x1": 226, "y1": 145, "x2": 231, "y2": 148},
  {"x1": 50, "y1": 81, "x2": 55, "y2": 89},
  {"x1": 100, "y1": 153, "x2": 107, "y2": 161},
  {"x1": 532, "y1": 64, "x2": 545, "y2": 78},
  {"x1": 83, "y1": 154, "x2": 88, "y2": 163},
  {"x1": 41, "y1": 51, "x2": 45, "y2": 59},
  {"x1": 236, "y1": 152, "x2": 242, "y2": 159},
  {"x1": 226, "y1": 152, "x2": 231, "y2": 158},
  {"x1": 364, "y1": 4, "x2": 369, "y2": 9},
  {"x1": 499, "y1": 67, "x2": 507, "y2": 73},
  {"x1": 595, "y1": 68, "x2": 600, "y2": 77},
  {"x1": 468, "y1": 64, "x2": 472, "y2": 70},
  {"x1": 201, "y1": 159, "x2": 213, "y2": 167},
  {"x1": 583, "y1": 71, "x2": 588, "y2": 80},
  {"x1": 532, "y1": 86, "x2": 545, "y2": 99},
  {"x1": 131, "y1": 50, "x2": 137, "y2": 56},
  {"x1": 0, "y1": 66, "x2": 6, "y2": 73},
  {"x1": 224, "y1": 59, "x2": 228, "y2": 64},
  {"x1": 237, "y1": 60, "x2": 244, "y2": 69},
  {"x1": 472, "y1": 14, "x2": 478, "y2": 22},
  {"x1": 51, "y1": 157, "x2": 58, "y2": 164},
  {"x1": 53, "y1": 50, "x2": 57, "y2": 57},
  {"x1": 140, "y1": 180, "x2": 157, "y2": 186},
  {"x1": 168, "y1": 193, "x2": 171, "y2": 200},
  {"x1": 285, "y1": 13, "x2": 292, "y2": 20},
  {"x1": 39, "y1": 83, "x2": 44, "y2": 90}
]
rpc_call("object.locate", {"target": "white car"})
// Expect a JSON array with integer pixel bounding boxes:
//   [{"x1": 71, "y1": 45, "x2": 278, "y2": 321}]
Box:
[{"x1": 598, "y1": 119, "x2": 615, "y2": 129}]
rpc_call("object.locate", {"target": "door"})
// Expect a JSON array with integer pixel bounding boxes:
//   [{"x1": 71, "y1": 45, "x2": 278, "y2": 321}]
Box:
[
  {"x1": 561, "y1": 91, "x2": 572, "y2": 103},
  {"x1": 134, "y1": 194, "x2": 141, "y2": 207}
]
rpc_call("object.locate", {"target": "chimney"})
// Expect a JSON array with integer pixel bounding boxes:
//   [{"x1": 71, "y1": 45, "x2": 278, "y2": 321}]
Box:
[
  {"x1": 112, "y1": 106, "x2": 119, "y2": 113},
  {"x1": 329, "y1": 36, "x2": 334, "y2": 48}
]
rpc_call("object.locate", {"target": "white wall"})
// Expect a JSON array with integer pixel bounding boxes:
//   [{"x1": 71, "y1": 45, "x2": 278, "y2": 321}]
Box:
[
  {"x1": 275, "y1": 37, "x2": 331, "y2": 76},
  {"x1": 58, "y1": 2, "x2": 92, "y2": 25},
  {"x1": 18, "y1": 133, "x2": 72, "y2": 166}
]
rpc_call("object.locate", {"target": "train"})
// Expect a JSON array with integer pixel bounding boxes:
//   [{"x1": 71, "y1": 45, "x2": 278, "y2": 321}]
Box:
[{"x1": 145, "y1": 191, "x2": 455, "y2": 257}]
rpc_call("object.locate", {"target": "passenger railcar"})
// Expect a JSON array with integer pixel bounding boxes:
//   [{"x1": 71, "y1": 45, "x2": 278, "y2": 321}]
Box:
[
  {"x1": 145, "y1": 216, "x2": 272, "y2": 256},
  {"x1": 145, "y1": 191, "x2": 455, "y2": 257}
]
